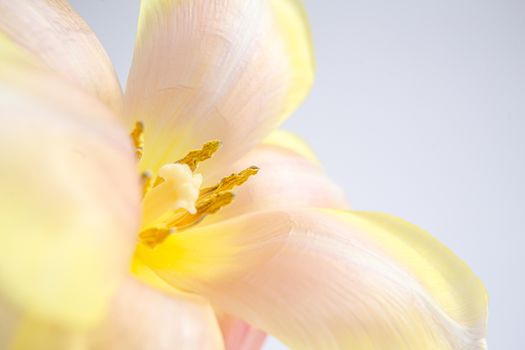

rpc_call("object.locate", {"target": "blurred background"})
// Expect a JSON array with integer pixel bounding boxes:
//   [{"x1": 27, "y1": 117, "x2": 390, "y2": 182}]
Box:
[{"x1": 70, "y1": 0, "x2": 525, "y2": 348}]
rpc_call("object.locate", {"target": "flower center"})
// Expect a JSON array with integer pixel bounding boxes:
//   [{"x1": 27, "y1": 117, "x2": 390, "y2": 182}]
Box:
[{"x1": 130, "y1": 122, "x2": 258, "y2": 248}]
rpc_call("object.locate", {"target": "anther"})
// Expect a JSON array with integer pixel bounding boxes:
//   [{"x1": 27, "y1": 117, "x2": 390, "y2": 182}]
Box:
[
  {"x1": 199, "y1": 166, "x2": 259, "y2": 197},
  {"x1": 139, "y1": 227, "x2": 175, "y2": 248},
  {"x1": 141, "y1": 171, "x2": 153, "y2": 197},
  {"x1": 130, "y1": 121, "x2": 144, "y2": 160},
  {"x1": 176, "y1": 140, "x2": 221, "y2": 171},
  {"x1": 166, "y1": 191, "x2": 235, "y2": 230}
]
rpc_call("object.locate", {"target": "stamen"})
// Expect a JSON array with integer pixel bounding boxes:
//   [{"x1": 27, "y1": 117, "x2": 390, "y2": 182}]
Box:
[
  {"x1": 167, "y1": 191, "x2": 235, "y2": 230},
  {"x1": 199, "y1": 166, "x2": 259, "y2": 197},
  {"x1": 139, "y1": 227, "x2": 175, "y2": 248},
  {"x1": 176, "y1": 140, "x2": 221, "y2": 171},
  {"x1": 130, "y1": 121, "x2": 144, "y2": 160},
  {"x1": 139, "y1": 192, "x2": 235, "y2": 248},
  {"x1": 141, "y1": 171, "x2": 153, "y2": 197}
]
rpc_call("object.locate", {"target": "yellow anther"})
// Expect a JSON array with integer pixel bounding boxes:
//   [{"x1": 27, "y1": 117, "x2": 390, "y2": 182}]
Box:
[
  {"x1": 195, "y1": 191, "x2": 235, "y2": 217},
  {"x1": 141, "y1": 171, "x2": 153, "y2": 197},
  {"x1": 139, "y1": 192, "x2": 234, "y2": 247},
  {"x1": 130, "y1": 121, "x2": 144, "y2": 159},
  {"x1": 152, "y1": 175, "x2": 164, "y2": 188},
  {"x1": 200, "y1": 166, "x2": 259, "y2": 197},
  {"x1": 139, "y1": 227, "x2": 175, "y2": 248},
  {"x1": 167, "y1": 192, "x2": 235, "y2": 230},
  {"x1": 176, "y1": 140, "x2": 221, "y2": 171}
]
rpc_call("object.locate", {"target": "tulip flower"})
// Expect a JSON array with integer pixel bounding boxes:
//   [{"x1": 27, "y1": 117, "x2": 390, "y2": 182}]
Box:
[{"x1": 0, "y1": 0, "x2": 487, "y2": 349}]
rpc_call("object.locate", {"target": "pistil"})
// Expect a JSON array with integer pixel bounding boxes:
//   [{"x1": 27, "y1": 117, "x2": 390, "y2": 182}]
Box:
[{"x1": 141, "y1": 163, "x2": 202, "y2": 227}]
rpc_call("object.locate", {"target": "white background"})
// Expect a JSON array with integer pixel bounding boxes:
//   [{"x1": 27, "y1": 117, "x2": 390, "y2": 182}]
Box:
[{"x1": 71, "y1": 0, "x2": 525, "y2": 348}]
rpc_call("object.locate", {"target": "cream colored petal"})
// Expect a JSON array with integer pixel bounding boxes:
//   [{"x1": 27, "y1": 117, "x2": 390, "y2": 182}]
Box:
[
  {"x1": 0, "y1": 47, "x2": 140, "y2": 329},
  {"x1": 92, "y1": 277, "x2": 224, "y2": 350},
  {"x1": 125, "y1": 0, "x2": 314, "y2": 175},
  {"x1": 218, "y1": 314, "x2": 266, "y2": 350},
  {"x1": 1, "y1": 297, "x2": 89, "y2": 350},
  {"x1": 2, "y1": 280, "x2": 215, "y2": 350},
  {"x1": 0, "y1": 0, "x2": 122, "y2": 111},
  {"x1": 204, "y1": 131, "x2": 347, "y2": 223},
  {"x1": 138, "y1": 209, "x2": 488, "y2": 350}
]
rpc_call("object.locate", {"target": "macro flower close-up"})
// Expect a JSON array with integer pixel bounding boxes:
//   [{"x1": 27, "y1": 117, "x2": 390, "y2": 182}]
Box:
[{"x1": 0, "y1": 0, "x2": 489, "y2": 349}]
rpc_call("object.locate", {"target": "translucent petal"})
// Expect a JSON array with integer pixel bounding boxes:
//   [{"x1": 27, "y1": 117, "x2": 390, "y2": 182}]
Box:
[
  {"x1": 138, "y1": 209, "x2": 488, "y2": 349},
  {"x1": 0, "y1": 0, "x2": 122, "y2": 111},
  {"x1": 6, "y1": 317, "x2": 86, "y2": 350},
  {"x1": 0, "y1": 46, "x2": 140, "y2": 329},
  {"x1": 219, "y1": 313, "x2": 266, "y2": 350},
  {"x1": 92, "y1": 277, "x2": 224, "y2": 350},
  {"x1": 125, "y1": 0, "x2": 314, "y2": 174}
]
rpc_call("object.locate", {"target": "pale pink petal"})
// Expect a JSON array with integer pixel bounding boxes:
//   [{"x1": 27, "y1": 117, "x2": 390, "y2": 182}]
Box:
[
  {"x1": 219, "y1": 314, "x2": 266, "y2": 350},
  {"x1": 0, "y1": 0, "x2": 122, "y2": 111},
  {"x1": 138, "y1": 209, "x2": 488, "y2": 349},
  {"x1": 0, "y1": 40, "x2": 140, "y2": 329},
  {"x1": 125, "y1": 0, "x2": 314, "y2": 175},
  {"x1": 92, "y1": 277, "x2": 224, "y2": 350},
  {"x1": 208, "y1": 131, "x2": 345, "y2": 349}
]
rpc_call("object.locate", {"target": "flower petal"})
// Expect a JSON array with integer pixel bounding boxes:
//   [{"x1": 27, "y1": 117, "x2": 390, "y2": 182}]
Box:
[
  {"x1": 204, "y1": 130, "x2": 347, "y2": 222},
  {"x1": 262, "y1": 129, "x2": 319, "y2": 164},
  {"x1": 134, "y1": 257, "x2": 234, "y2": 350},
  {"x1": 0, "y1": 0, "x2": 122, "y2": 111},
  {"x1": 0, "y1": 42, "x2": 140, "y2": 329},
  {"x1": 218, "y1": 314, "x2": 266, "y2": 350},
  {"x1": 202, "y1": 130, "x2": 339, "y2": 349},
  {"x1": 1, "y1": 290, "x2": 84, "y2": 350},
  {"x1": 125, "y1": 0, "x2": 314, "y2": 174},
  {"x1": 5, "y1": 317, "x2": 86, "y2": 350},
  {"x1": 92, "y1": 277, "x2": 224, "y2": 350},
  {"x1": 138, "y1": 209, "x2": 488, "y2": 349}
]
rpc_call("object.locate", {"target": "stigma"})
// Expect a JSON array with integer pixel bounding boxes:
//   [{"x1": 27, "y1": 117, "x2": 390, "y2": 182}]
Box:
[
  {"x1": 130, "y1": 122, "x2": 258, "y2": 247},
  {"x1": 141, "y1": 163, "x2": 202, "y2": 226}
]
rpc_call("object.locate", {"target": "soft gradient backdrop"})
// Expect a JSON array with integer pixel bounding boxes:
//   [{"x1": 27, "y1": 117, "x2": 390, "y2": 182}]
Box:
[{"x1": 70, "y1": 0, "x2": 525, "y2": 348}]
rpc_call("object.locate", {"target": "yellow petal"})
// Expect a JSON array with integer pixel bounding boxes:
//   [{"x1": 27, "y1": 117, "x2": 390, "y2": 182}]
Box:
[
  {"x1": 268, "y1": 0, "x2": 315, "y2": 123},
  {"x1": 203, "y1": 133, "x2": 347, "y2": 223},
  {"x1": 0, "y1": 0, "x2": 122, "y2": 111},
  {"x1": 0, "y1": 43, "x2": 140, "y2": 329},
  {"x1": 92, "y1": 277, "x2": 224, "y2": 350},
  {"x1": 7, "y1": 317, "x2": 86, "y2": 350},
  {"x1": 138, "y1": 209, "x2": 488, "y2": 349},
  {"x1": 125, "y1": 0, "x2": 314, "y2": 174},
  {"x1": 2, "y1": 300, "x2": 96, "y2": 350}
]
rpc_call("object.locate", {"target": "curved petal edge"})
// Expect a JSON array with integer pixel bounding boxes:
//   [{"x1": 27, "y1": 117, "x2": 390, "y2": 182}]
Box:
[{"x1": 138, "y1": 209, "x2": 488, "y2": 350}]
